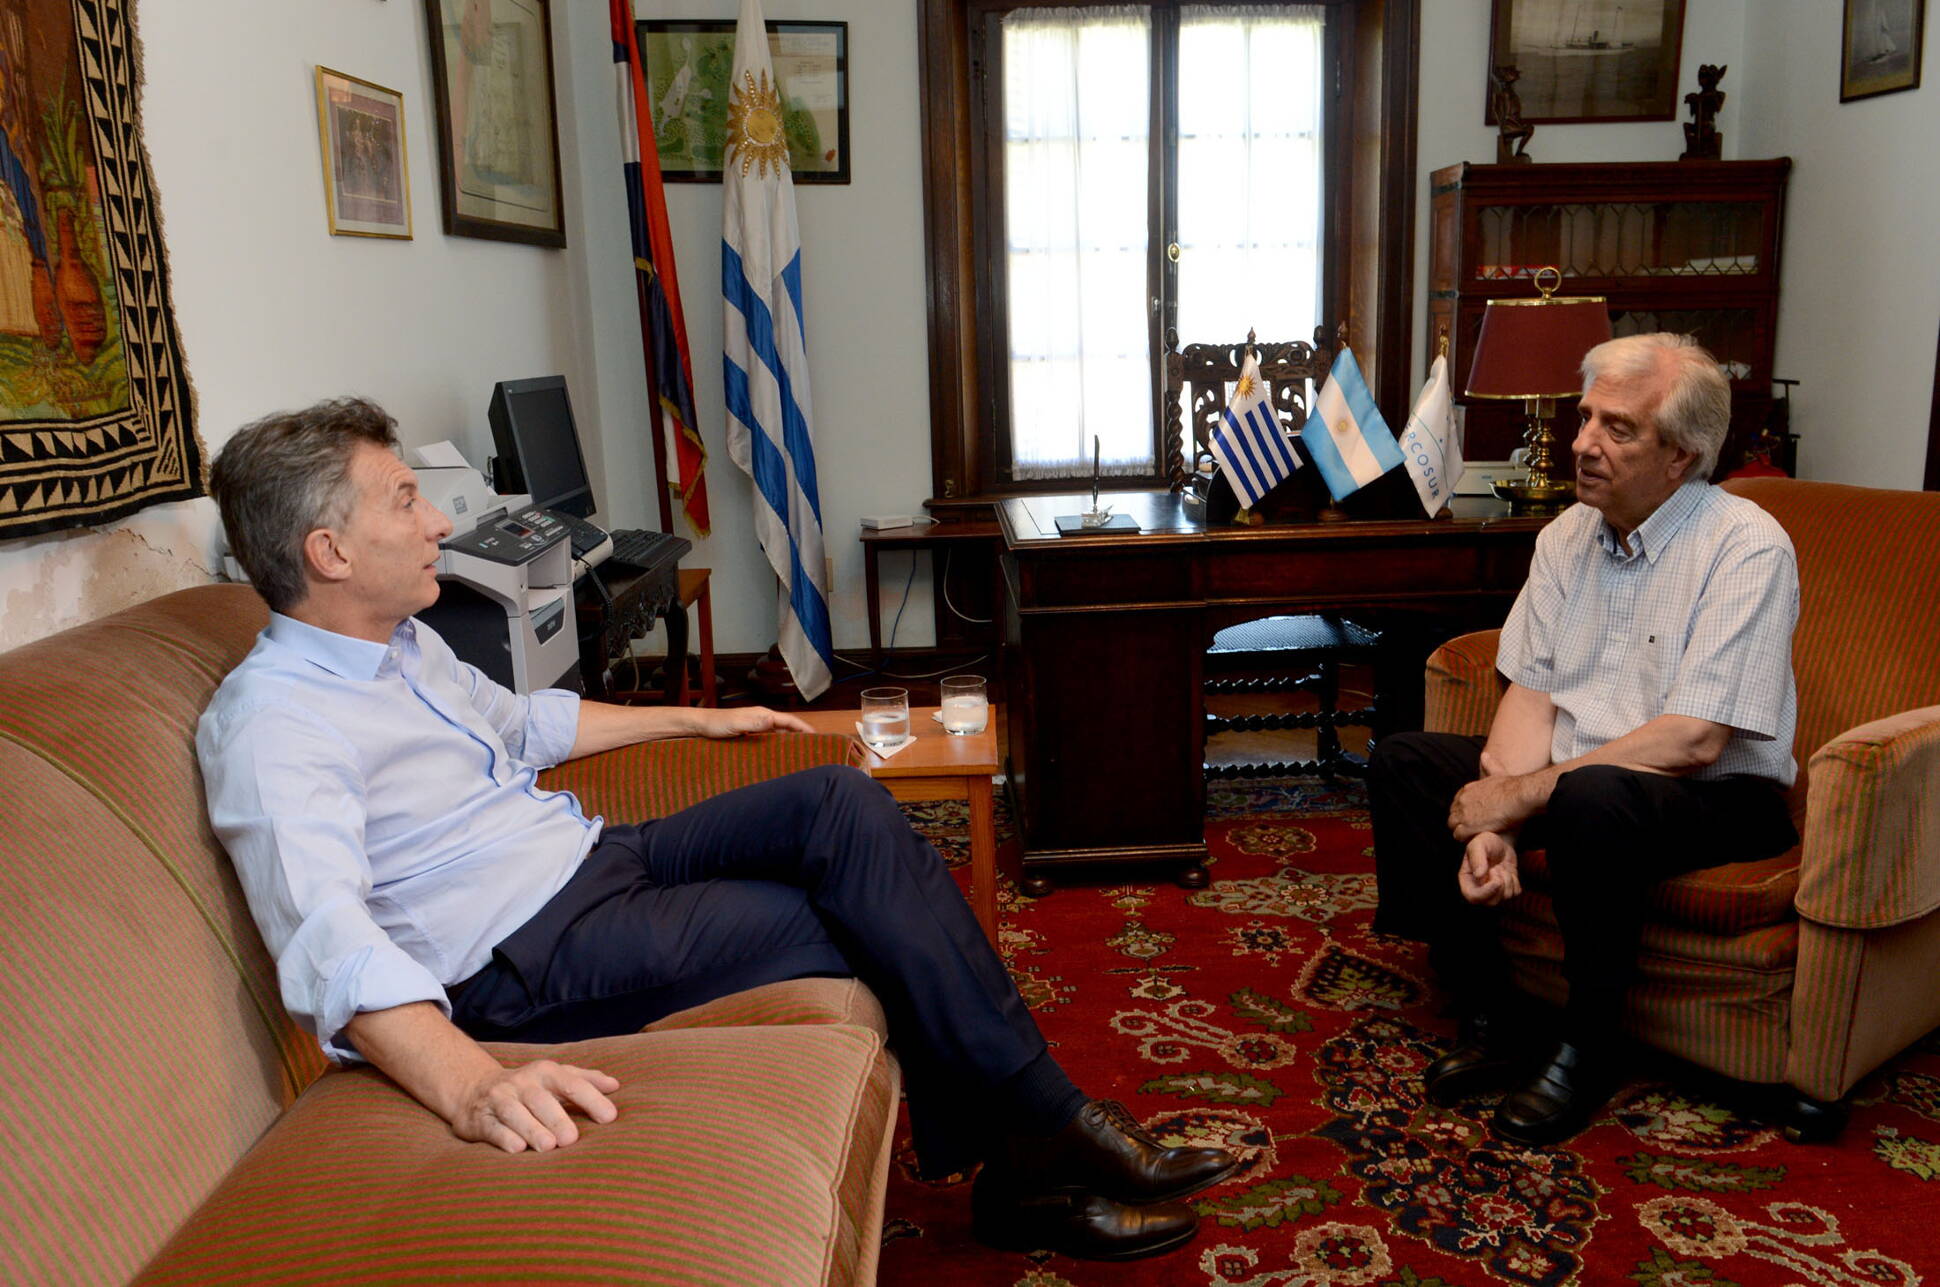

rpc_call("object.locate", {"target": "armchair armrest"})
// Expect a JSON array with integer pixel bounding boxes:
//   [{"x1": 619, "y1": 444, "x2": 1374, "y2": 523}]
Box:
[
  {"x1": 538, "y1": 732, "x2": 859, "y2": 823},
  {"x1": 1794, "y1": 705, "x2": 1940, "y2": 930},
  {"x1": 1423, "y1": 629, "x2": 1506, "y2": 738}
]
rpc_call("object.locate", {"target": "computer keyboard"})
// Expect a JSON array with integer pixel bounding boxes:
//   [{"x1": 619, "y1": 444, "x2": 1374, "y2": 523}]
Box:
[
  {"x1": 606, "y1": 528, "x2": 689, "y2": 571},
  {"x1": 551, "y1": 512, "x2": 610, "y2": 560}
]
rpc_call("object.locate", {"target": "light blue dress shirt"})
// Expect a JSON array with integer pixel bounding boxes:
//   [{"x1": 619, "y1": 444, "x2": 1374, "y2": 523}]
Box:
[
  {"x1": 196, "y1": 613, "x2": 594, "y2": 1062},
  {"x1": 1495, "y1": 479, "x2": 1799, "y2": 787}
]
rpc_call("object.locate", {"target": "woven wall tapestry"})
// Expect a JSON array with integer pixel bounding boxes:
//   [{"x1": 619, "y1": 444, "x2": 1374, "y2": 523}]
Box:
[{"x1": 0, "y1": 0, "x2": 202, "y2": 539}]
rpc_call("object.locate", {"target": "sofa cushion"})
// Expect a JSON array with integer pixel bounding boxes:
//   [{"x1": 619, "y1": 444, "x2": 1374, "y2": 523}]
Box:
[
  {"x1": 134, "y1": 1023, "x2": 899, "y2": 1286},
  {"x1": 1517, "y1": 847, "x2": 1802, "y2": 936}
]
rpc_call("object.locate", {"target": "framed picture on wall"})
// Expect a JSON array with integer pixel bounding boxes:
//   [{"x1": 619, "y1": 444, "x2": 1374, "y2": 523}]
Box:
[
  {"x1": 422, "y1": 0, "x2": 568, "y2": 247},
  {"x1": 638, "y1": 19, "x2": 851, "y2": 184},
  {"x1": 1486, "y1": 0, "x2": 1688, "y2": 124},
  {"x1": 314, "y1": 68, "x2": 412, "y2": 239},
  {"x1": 1841, "y1": 0, "x2": 1925, "y2": 101}
]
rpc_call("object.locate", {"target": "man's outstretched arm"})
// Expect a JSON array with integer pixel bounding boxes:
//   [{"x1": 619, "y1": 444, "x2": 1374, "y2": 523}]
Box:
[
  {"x1": 344, "y1": 1002, "x2": 620, "y2": 1154},
  {"x1": 566, "y1": 701, "x2": 813, "y2": 760}
]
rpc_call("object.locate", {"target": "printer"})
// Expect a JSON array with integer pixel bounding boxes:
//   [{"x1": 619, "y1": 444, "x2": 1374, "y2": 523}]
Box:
[{"x1": 411, "y1": 443, "x2": 584, "y2": 696}]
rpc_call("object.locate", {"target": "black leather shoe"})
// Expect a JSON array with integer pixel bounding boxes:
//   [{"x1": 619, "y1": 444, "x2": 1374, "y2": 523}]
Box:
[
  {"x1": 1424, "y1": 1013, "x2": 1521, "y2": 1105},
  {"x1": 971, "y1": 1174, "x2": 1199, "y2": 1261},
  {"x1": 1492, "y1": 1041, "x2": 1618, "y2": 1145},
  {"x1": 996, "y1": 1099, "x2": 1240, "y2": 1205}
]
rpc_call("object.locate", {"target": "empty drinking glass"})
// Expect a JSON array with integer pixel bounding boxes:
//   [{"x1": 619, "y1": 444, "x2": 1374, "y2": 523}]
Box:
[
  {"x1": 859, "y1": 687, "x2": 911, "y2": 752},
  {"x1": 939, "y1": 675, "x2": 989, "y2": 735}
]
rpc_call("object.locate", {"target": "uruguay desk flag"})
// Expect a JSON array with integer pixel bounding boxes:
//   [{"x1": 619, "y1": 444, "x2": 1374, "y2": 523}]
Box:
[
  {"x1": 1210, "y1": 353, "x2": 1301, "y2": 509},
  {"x1": 722, "y1": 0, "x2": 832, "y2": 700},
  {"x1": 1399, "y1": 353, "x2": 1464, "y2": 517},
  {"x1": 1298, "y1": 347, "x2": 1405, "y2": 502},
  {"x1": 613, "y1": 0, "x2": 709, "y2": 537}
]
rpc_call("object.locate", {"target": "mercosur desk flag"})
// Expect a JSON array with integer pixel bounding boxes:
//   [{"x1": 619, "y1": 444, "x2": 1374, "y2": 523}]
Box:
[
  {"x1": 722, "y1": 0, "x2": 833, "y2": 700},
  {"x1": 1399, "y1": 351, "x2": 1463, "y2": 517},
  {"x1": 1210, "y1": 351, "x2": 1302, "y2": 509},
  {"x1": 613, "y1": 0, "x2": 709, "y2": 537},
  {"x1": 1298, "y1": 347, "x2": 1405, "y2": 502}
]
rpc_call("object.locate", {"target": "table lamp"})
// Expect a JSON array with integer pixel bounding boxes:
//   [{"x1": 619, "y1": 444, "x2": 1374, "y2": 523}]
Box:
[{"x1": 1464, "y1": 266, "x2": 1613, "y2": 513}]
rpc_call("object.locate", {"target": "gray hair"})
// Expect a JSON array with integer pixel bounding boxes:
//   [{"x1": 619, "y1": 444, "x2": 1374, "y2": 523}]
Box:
[
  {"x1": 1580, "y1": 332, "x2": 1731, "y2": 482},
  {"x1": 209, "y1": 398, "x2": 399, "y2": 614}
]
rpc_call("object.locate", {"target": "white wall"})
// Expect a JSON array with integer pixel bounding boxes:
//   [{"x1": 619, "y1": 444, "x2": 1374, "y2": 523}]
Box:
[
  {"x1": 0, "y1": 0, "x2": 936, "y2": 661},
  {"x1": 1738, "y1": 0, "x2": 1938, "y2": 486},
  {"x1": 0, "y1": 0, "x2": 598, "y2": 650}
]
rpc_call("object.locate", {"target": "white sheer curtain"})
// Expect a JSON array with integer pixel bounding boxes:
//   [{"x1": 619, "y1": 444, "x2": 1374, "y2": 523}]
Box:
[
  {"x1": 1175, "y1": 5, "x2": 1325, "y2": 349},
  {"x1": 1002, "y1": 6, "x2": 1152, "y2": 480}
]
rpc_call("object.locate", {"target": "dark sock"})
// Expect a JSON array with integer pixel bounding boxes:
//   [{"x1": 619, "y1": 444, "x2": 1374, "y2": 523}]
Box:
[{"x1": 1000, "y1": 1049, "x2": 1087, "y2": 1137}]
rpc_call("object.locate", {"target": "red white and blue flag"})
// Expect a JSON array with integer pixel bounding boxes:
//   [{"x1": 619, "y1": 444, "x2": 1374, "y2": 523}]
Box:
[{"x1": 613, "y1": 0, "x2": 710, "y2": 537}]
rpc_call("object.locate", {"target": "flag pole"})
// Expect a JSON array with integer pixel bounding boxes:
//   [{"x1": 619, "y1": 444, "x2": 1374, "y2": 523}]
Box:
[{"x1": 632, "y1": 282, "x2": 676, "y2": 534}]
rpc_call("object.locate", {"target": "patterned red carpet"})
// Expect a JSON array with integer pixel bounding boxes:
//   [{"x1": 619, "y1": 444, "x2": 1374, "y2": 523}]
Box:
[{"x1": 883, "y1": 778, "x2": 1940, "y2": 1287}]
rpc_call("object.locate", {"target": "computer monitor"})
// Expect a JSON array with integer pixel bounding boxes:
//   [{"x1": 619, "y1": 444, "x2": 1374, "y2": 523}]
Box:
[{"x1": 488, "y1": 375, "x2": 595, "y2": 519}]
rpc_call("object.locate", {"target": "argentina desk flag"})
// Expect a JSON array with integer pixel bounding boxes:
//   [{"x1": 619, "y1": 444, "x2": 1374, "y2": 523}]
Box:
[
  {"x1": 1298, "y1": 347, "x2": 1405, "y2": 502},
  {"x1": 722, "y1": 0, "x2": 832, "y2": 699},
  {"x1": 1210, "y1": 352, "x2": 1301, "y2": 509}
]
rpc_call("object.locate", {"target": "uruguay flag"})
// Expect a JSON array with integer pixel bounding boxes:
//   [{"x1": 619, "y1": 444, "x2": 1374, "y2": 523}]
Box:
[
  {"x1": 1298, "y1": 347, "x2": 1405, "y2": 502},
  {"x1": 722, "y1": 0, "x2": 832, "y2": 700},
  {"x1": 1210, "y1": 352, "x2": 1301, "y2": 509}
]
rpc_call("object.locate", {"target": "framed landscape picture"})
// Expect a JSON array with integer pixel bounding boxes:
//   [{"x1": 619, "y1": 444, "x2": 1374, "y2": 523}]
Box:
[
  {"x1": 1842, "y1": 0, "x2": 1925, "y2": 101},
  {"x1": 423, "y1": 0, "x2": 567, "y2": 247},
  {"x1": 638, "y1": 19, "x2": 850, "y2": 184},
  {"x1": 314, "y1": 68, "x2": 412, "y2": 239},
  {"x1": 1487, "y1": 0, "x2": 1688, "y2": 124}
]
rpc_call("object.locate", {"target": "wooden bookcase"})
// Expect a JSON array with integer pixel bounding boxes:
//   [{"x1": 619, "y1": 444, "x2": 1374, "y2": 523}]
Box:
[{"x1": 1428, "y1": 158, "x2": 1792, "y2": 473}]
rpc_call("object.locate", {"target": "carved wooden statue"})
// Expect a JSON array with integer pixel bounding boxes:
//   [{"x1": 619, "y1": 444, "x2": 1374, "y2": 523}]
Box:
[
  {"x1": 1490, "y1": 64, "x2": 1535, "y2": 165},
  {"x1": 1681, "y1": 63, "x2": 1726, "y2": 161}
]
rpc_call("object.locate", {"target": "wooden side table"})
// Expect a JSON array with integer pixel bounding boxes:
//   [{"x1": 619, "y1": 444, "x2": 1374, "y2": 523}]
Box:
[{"x1": 798, "y1": 705, "x2": 1001, "y2": 946}]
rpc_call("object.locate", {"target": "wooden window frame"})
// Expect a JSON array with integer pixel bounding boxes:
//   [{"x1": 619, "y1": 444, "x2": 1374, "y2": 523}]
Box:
[{"x1": 919, "y1": 0, "x2": 1421, "y2": 502}]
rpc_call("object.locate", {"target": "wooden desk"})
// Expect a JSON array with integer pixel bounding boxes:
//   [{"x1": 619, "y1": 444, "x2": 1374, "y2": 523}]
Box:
[
  {"x1": 798, "y1": 705, "x2": 1001, "y2": 946},
  {"x1": 998, "y1": 490, "x2": 1548, "y2": 891}
]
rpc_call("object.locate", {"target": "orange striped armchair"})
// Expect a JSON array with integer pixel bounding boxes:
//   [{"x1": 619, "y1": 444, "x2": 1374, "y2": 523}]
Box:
[
  {"x1": 1422, "y1": 478, "x2": 1940, "y2": 1138},
  {"x1": 1, "y1": 585, "x2": 898, "y2": 1285}
]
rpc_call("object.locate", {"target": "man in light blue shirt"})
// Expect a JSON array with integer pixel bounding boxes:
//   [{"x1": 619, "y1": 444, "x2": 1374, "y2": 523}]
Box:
[
  {"x1": 1369, "y1": 334, "x2": 1800, "y2": 1146},
  {"x1": 198, "y1": 397, "x2": 1237, "y2": 1261}
]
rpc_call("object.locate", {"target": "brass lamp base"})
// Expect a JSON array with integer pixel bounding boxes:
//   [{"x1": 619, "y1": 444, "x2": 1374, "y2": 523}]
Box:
[{"x1": 1492, "y1": 477, "x2": 1576, "y2": 514}]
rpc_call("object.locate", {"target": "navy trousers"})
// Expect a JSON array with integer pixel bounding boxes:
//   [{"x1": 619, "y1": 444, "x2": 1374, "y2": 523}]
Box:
[
  {"x1": 1367, "y1": 731, "x2": 1797, "y2": 1046},
  {"x1": 448, "y1": 763, "x2": 1050, "y2": 1176}
]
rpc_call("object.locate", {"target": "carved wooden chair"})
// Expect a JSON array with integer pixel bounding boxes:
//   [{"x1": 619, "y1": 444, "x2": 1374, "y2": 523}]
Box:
[{"x1": 1163, "y1": 326, "x2": 1386, "y2": 779}]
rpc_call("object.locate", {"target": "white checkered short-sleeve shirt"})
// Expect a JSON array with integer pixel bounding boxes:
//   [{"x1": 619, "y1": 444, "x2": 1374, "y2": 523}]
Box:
[{"x1": 1495, "y1": 480, "x2": 1799, "y2": 786}]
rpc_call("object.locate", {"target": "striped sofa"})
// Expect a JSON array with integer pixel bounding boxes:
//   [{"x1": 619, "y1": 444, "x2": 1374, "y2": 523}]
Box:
[
  {"x1": 0, "y1": 584, "x2": 900, "y2": 1285},
  {"x1": 1422, "y1": 477, "x2": 1940, "y2": 1137}
]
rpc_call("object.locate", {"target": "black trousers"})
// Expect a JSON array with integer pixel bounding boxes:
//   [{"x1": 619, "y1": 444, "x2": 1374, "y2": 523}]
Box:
[
  {"x1": 1367, "y1": 732, "x2": 1797, "y2": 1046},
  {"x1": 448, "y1": 764, "x2": 1050, "y2": 1176}
]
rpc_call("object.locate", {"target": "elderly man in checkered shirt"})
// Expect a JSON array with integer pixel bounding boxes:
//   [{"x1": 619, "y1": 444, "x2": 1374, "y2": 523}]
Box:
[{"x1": 1369, "y1": 331, "x2": 1800, "y2": 1146}]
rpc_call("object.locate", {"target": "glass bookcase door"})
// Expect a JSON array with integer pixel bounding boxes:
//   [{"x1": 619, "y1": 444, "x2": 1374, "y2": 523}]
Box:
[{"x1": 1475, "y1": 201, "x2": 1770, "y2": 282}]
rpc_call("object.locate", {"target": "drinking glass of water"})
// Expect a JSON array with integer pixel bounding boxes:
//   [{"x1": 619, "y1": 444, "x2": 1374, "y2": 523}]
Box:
[
  {"x1": 859, "y1": 687, "x2": 911, "y2": 753},
  {"x1": 939, "y1": 675, "x2": 989, "y2": 735}
]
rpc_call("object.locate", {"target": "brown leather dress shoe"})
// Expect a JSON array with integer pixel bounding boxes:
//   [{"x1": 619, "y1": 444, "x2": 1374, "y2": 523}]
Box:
[
  {"x1": 971, "y1": 1172, "x2": 1200, "y2": 1261},
  {"x1": 995, "y1": 1099, "x2": 1240, "y2": 1205}
]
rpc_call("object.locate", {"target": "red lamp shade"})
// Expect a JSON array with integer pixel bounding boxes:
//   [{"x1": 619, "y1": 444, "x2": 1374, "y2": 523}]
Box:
[{"x1": 1465, "y1": 292, "x2": 1614, "y2": 400}]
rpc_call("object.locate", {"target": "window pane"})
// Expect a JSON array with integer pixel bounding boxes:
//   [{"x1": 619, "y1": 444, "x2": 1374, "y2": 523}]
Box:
[
  {"x1": 1175, "y1": 6, "x2": 1325, "y2": 351},
  {"x1": 1002, "y1": 7, "x2": 1153, "y2": 480}
]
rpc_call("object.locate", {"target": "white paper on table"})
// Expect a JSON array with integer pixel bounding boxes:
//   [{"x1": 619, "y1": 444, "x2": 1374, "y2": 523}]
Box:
[{"x1": 854, "y1": 722, "x2": 918, "y2": 758}]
